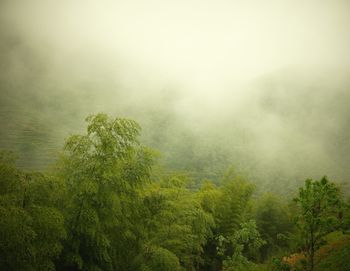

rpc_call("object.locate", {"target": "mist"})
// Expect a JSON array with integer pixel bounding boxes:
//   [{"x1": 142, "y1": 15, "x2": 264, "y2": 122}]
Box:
[{"x1": 1, "y1": 0, "x2": 350, "y2": 194}]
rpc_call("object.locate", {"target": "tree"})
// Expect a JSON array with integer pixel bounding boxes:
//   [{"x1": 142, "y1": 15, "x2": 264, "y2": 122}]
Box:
[
  {"x1": 141, "y1": 175, "x2": 214, "y2": 270},
  {"x1": 57, "y1": 113, "x2": 154, "y2": 271},
  {"x1": 294, "y1": 176, "x2": 344, "y2": 271},
  {"x1": 0, "y1": 151, "x2": 66, "y2": 271},
  {"x1": 135, "y1": 245, "x2": 181, "y2": 271},
  {"x1": 215, "y1": 171, "x2": 254, "y2": 238},
  {"x1": 196, "y1": 181, "x2": 222, "y2": 270},
  {"x1": 341, "y1": 197, "x2": 350, "y2": 233},
  {"x1": 198, "y1": 170, "x2": 256, "y2": 270},
  {"x1": 219, "y1": 220, "x2": 265, "y2": 271},
  {"x1": 254, "y1": 193, "x2": 294, "y2": 261}
]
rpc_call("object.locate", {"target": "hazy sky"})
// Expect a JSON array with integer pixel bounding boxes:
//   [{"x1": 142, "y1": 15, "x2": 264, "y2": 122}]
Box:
[{"x1": 2, "y1": 0, "x2": 350, "y2": 98}]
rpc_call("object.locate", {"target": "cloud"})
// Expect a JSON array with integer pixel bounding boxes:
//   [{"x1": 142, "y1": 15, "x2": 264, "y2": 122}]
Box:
[{"x1": 1, "y1": 0, "x2": 349, "y2": 191}]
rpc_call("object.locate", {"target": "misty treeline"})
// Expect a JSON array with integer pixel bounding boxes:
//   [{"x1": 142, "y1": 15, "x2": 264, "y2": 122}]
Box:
[
  {"x1": 2, "y1": 17, "x2": 350, "y2": 193},
  {"x1": 1, "y1": 114, "x2": 350, "y2": 271}
]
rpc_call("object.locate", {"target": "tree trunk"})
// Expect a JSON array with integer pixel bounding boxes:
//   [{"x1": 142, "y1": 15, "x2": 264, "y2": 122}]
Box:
[
  {"x1": 310, "y1": 247, "x2": 314, "y2": 271},
  {"x1": 309, "y1": 229, "x2": 315, "y2": 271}
]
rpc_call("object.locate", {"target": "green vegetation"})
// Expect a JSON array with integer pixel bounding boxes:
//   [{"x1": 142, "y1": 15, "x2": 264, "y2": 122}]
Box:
[
  {"x1": 1, "y1": 0, "x2": 349, "y2": 269},
  {"x1": 294, "y1": 177, "x2": 344, "y2": 271},
  {"x1": 0, "y1": 114, "x2": 349, "y2": 271}
]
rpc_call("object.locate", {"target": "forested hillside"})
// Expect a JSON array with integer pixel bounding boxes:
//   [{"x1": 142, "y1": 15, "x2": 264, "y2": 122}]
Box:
[
  {"x1": 1, "y1": 114, "x2": 350, "y2": 271},
  {"x1": 1, "y1": 38, "x2": 350, "y2": 193},
  {"x1": 1, "y1": 0, "x2": 350, "y2": 270},
  {"x1": 1, "y1": 4, "x2": 350, "y2": 193}
]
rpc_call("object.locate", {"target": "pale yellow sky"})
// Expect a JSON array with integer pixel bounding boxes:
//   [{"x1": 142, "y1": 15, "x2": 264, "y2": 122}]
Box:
[{"x1": 3, "y1": 0, "x2": 350, "y2": 96}]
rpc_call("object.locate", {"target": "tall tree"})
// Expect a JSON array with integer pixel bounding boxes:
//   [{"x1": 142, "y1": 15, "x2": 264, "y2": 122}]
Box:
[
  {"x1": 141, "y1": 175, "x2": 214, "y2": 270},
  {"x1": 198, "y1": 170, "x2": 255, "y2": 270},
  {"x1": 57, "y1": 113, "x2": 153, "y2": 271},
  {"x1": 294, "y1": 176, "x2": 344, "y2": 271},
  {"x1": 0, "y1": 151, "x2": 66, "y2": 271}
]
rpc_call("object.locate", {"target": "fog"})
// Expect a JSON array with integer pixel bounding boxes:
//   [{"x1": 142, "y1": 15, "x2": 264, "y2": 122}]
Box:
[{"x1": 1, "y1": 0, "x2": 350, "y2": 194}]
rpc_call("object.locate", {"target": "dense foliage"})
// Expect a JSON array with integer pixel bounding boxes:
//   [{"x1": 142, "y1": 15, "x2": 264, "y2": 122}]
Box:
[{"x1": 0, "y1": 114, "x2": 349, "y2": 271}]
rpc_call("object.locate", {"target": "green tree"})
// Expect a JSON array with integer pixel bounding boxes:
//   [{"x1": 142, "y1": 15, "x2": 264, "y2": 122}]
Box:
[
  {"x1": 215, "y1": 170, "x2": 254, "y2": 239},
  {"x1": 141, "y1": 175, "x2": 214, "y2": 270},
  {"x1": 219, "y1": 220, "x2": 265, "y2": 271},
  {"x1": 294, "y1": 176, "x2": 344, "y2": 271},
  {"x1": 57, "y1": 114, "x2": 153, "y2": 271},
  {"x1": 198, "y1": 170, "x2": 255, "y2": 270},
  {"x1": 0, "y1": 151, "x2": 66, "y2": 271},
  {"x1": 341, "y1": 197, "x2": 350, "y2": 233},
  {"x1": 195, "y1": 181, "x2": 222, "y2": 270},
  {"x1": 254, "y1": 193, "x2": 294, "y2": 261},
  {"x1": 135, "y1": 245, "x2": 181, "y2": 271}
]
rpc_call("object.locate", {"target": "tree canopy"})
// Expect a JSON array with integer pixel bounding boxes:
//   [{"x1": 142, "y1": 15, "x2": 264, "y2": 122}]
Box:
[{"x1": 0, "y1": 114, "x2": 349, "y2": 271}]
